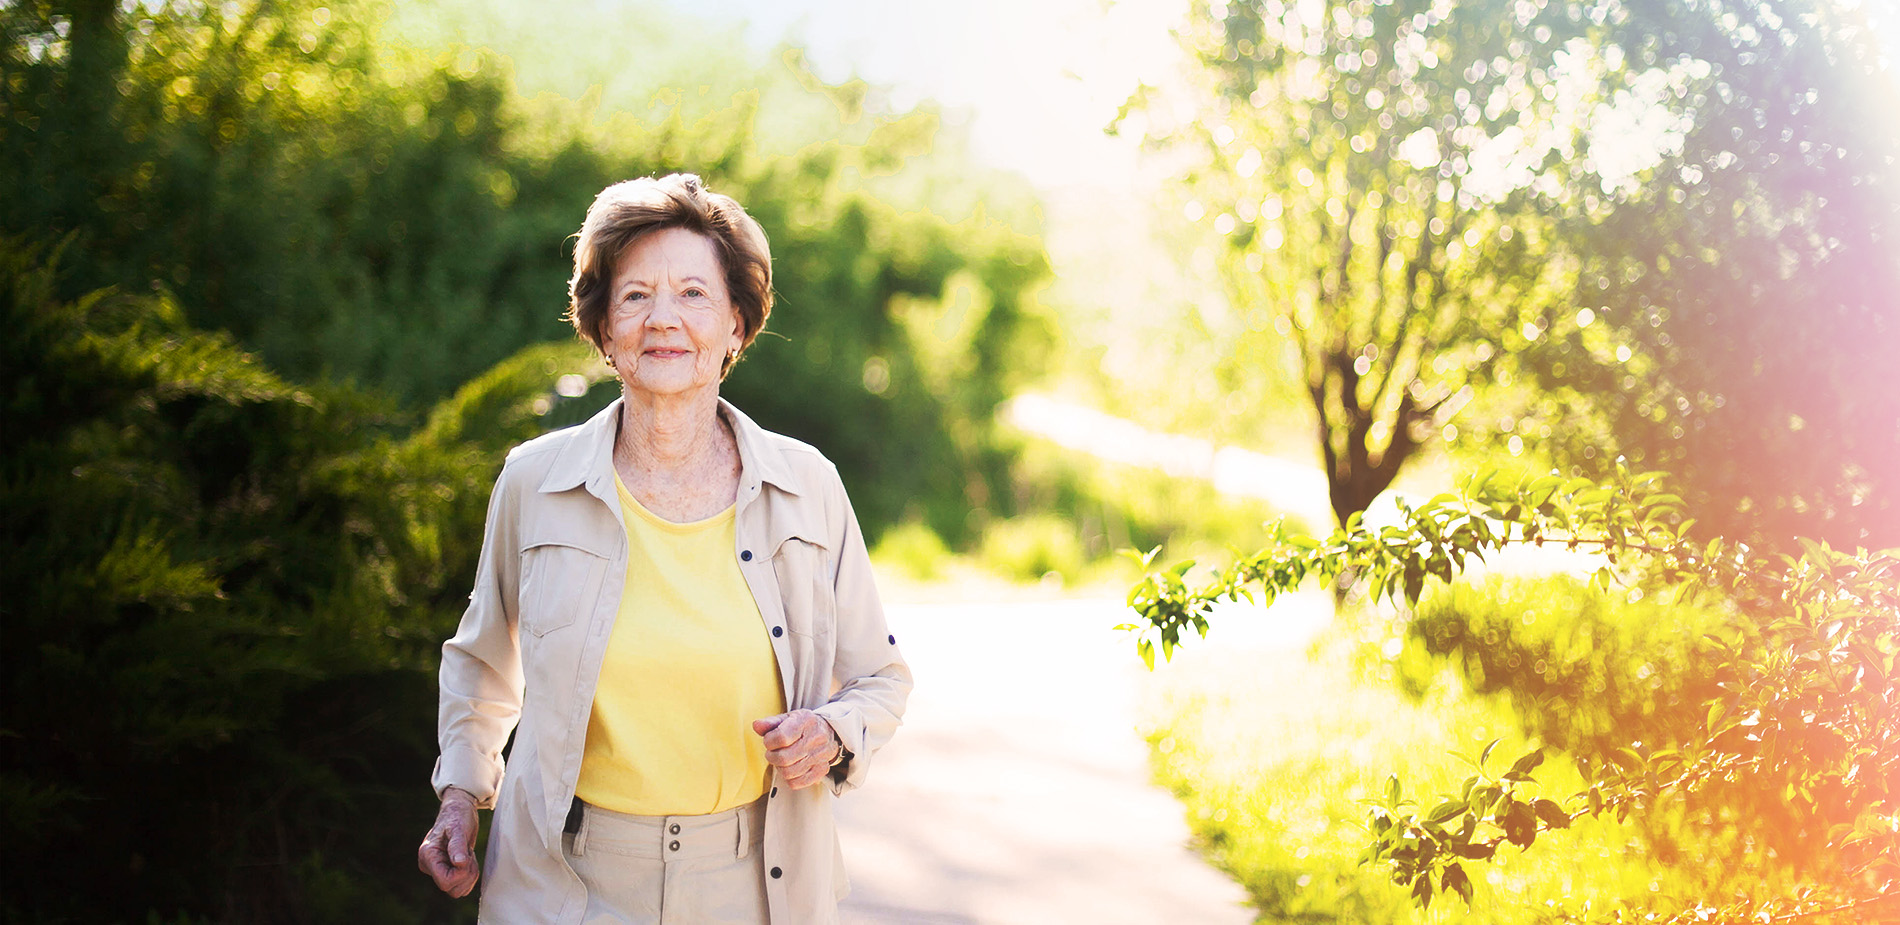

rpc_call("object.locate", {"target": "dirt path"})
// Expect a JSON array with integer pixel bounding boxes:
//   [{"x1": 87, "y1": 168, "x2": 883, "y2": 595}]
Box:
[{"x1": 830, "y1": 591, "x2": 1316, "y2": 924}]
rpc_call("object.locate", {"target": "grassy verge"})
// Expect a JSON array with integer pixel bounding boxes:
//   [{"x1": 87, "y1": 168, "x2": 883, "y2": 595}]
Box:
[{"x1": 1140, "y1": 621, "x2": 1689, "y2": 924}]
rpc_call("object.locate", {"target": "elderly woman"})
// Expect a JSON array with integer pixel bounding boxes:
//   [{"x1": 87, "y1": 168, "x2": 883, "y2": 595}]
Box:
[{"x1": 417, "y1": 173, "x2": 912, "y2": 924}]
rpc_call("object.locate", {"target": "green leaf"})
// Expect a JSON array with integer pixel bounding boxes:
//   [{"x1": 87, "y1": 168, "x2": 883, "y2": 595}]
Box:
[
  {"x1": 1531, "y1": 798, "x2": 1571, "y2": 830},
  {"x1": 1386, "y1": 774, "x2": 1401, "y2": 808},
  {"x1": 1502, "y1": 800, "x2": 1537, "y2": 847},
  {"x1": 1576, "y1": 487, "x2": 1613, "y2": 507},
  {"x1": 1479, "y1": 737, "x2": 1502, "y2": 768},
  {"x1": 1451, "y1": 840, "x2": 1496, "y2": 860},
  {"x1": 1504, "y1": 748, "x2": 1544, "y2": 782},
  {"x1": 1120, "y1": 547, "x2": 1159, "y2": 567},
  {"x1": 1442, "y1": 863, "x2": 1474, "y2": 905},
  {"x1": 1614, "y1": 746, "x2": 1645, "y2": 771},
  {"x1": 1426, "y1": 798, "x2": 1468, "y2": 823}
]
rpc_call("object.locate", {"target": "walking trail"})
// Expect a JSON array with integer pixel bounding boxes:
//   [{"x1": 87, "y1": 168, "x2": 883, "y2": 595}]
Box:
[{"x1": 833, "y1": 585, "x2": 1333, "y2": 924}]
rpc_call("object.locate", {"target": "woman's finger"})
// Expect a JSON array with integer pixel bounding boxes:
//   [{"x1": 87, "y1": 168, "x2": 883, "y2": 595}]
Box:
[
  {"x1": 420, "y1": 835, "x2": 456, "y2": 888},
  {"x1": 448, "y1": 864, "x2": 479, "y2": 898},
  {"x1": 446, "y1": 815, "x2": 472, "y2": 866}
]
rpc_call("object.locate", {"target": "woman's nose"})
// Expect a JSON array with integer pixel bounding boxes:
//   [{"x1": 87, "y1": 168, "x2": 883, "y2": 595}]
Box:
[{"x1": 643, "y1": 295, "x2": 683, "y2": 328}]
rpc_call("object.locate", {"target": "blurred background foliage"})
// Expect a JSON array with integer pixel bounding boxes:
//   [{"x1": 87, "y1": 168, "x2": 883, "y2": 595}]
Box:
[
  {"x1": 9, "y1": 0, "x2": 1900, "y2": 920},
  {"x1": 1132, "y1": 0, "x2": 1900, "y2": 554},
  {"x1": 0, "y1": 0, "x2": 1076, "y2": 919}
]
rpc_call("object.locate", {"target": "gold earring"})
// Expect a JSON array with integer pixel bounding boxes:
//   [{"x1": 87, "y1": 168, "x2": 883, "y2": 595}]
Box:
[{"x1": 605, "y1": 353, "x2": 616, "y2": 367}]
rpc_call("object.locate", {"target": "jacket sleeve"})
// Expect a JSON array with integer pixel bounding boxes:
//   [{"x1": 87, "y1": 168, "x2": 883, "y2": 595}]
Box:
[
  {"x1": 808, "y1": 475, "x2": 912, "y2": 796},
  {"x1": 430, "y1": 463, "x2": 527, "y2": 809}
]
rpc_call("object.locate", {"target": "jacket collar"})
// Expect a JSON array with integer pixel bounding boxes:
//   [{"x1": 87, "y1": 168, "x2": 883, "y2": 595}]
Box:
[{"x1": 537, "y1": 396, "x2": 805, "y2": 498}]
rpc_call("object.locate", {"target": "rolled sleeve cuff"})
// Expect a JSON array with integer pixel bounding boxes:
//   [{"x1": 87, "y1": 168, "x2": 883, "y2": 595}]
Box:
[
  {"x1": 432, "y1": 744, "x2": 504, "y2": 808},
  {"x1": 810, "y1": 704, "x2": 867, "y2": 793}
]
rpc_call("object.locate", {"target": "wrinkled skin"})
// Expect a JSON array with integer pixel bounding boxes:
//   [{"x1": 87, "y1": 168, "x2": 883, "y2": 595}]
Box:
[
  {"x1": 753, "y1": 709, "x2": 841, "y2": 791},
  {"x1": 418, "y1": 786, "x2": 481, "y2": 898}
]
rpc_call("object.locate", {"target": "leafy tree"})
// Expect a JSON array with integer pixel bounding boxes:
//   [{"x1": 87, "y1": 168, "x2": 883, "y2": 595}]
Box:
[
  {"x1": 1126, "y1": 0, "x2": 1595, "y2": 529},
  {"x1": 1137, "y1": 0, "x2": 1900, "y2": 553},
  {"x1": 1127, "y1": 464, "x2": 1900, "y2": 921},
  {"x1": 1516, "y1": 0, "x2": 1900, "y2": 553}
]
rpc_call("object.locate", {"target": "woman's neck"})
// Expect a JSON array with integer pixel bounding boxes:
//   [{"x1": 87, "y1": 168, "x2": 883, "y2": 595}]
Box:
[{"x1": 614, "y1": 387, "x2": 729, "y2": 476}]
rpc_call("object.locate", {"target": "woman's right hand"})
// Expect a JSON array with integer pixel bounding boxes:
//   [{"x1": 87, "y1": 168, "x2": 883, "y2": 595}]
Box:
[{"x1": 418, "y1": 786, "x2": 482, "y2": 898}]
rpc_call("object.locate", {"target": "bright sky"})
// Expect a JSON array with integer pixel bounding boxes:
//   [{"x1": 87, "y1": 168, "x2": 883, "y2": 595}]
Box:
[{"x1": 661, "y1": 0, "x2": 1189, "y2": 193}]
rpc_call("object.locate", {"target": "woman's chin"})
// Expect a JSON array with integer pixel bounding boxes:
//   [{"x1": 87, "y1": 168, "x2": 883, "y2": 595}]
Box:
[{"x1": 625, "y1": 373, "x2": 719, "y2": 400}]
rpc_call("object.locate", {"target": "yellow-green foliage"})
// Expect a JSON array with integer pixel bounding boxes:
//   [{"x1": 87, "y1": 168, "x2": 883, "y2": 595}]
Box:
[
  {"x1": 1002, "y1": 436, "x2": 1306, "y2": 568},
  {"x1": 871, "y1": 520, "x2": 956, "y2": 583},
  {"x1": 978, "y1": 513, "x2": 1089, "y2": 583},
  {"x1": 1396, "y1": 575, "x2": 1739, "y2": 766},
  {"x1": 1145, "y1": 632, "x2": 1694, "y2": 924}
]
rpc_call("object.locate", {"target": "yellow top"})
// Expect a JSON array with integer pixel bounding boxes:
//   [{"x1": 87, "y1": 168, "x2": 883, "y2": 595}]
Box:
[{"x1": 574, "y1": 475, "x2": 786, "y2": 815}]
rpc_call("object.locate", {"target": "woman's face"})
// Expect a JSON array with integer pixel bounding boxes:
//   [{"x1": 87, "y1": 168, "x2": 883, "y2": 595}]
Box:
[{"x1": 604, "y1": 227, "x2": 743, "y2": 401}]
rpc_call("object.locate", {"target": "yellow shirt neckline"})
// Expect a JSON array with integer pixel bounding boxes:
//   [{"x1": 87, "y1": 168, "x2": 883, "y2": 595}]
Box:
[{"x1": 613, "y1": 472, "x2": 735, "y2": 534}]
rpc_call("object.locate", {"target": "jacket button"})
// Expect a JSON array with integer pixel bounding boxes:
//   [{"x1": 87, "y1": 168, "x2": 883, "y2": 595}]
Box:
[
  {"x1": 741, "y1": 549, "x2": 753, "y2": 561},
  {"x1": 888, "y1": 634, "x2": 896, "y2": 644},
  {"x1": 770, "y1": 787, "x2": 778, "y2": 798},
  {"x1": 772, "y1": 626, "x2": 783, "y2": 637},
  {"x1": 669, "y1": 823, "x2": 680, "y2": 835},
  {"x1": 770, "y1": 867, "x2": 783, "y2": 879}
]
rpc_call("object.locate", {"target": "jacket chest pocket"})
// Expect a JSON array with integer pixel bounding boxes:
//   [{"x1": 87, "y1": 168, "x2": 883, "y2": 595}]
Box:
[
  {"x1": 517, "y1": 540, "x2": 610, "y2": 636},
  {"x1": 770, "y1": 537, "x2": 836, "y2": 640}
]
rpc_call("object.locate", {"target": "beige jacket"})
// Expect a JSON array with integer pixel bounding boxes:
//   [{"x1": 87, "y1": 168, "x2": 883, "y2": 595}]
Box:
[{"x1": 432, "y1": 397, "x2": 912, "y2": 924}]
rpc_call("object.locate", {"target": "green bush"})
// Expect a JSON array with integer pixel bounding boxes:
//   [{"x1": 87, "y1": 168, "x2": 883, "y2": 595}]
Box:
[
  {"x1": 0, "y1": 239, "x2": 497, "y2": 922},
  {"x1": 978, "y1": 513, "x2": 1088, "y2": 584},
  {"x1": 1396, "y1": 575, "x2": 1740, "y2": 764},
  {"x1": 997, "y1": 435, "x2": 1304, "y2": 570},
  {"x1": 1385, "y1": 574, "x2": 1836, "y2": 896},
  {"x1": 870, "y1": 519, "x2": 955, "y2": 583}
]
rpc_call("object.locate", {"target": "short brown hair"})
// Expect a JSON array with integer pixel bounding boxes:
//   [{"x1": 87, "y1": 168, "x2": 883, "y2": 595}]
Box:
[{"x1": 566, "y1": 173, "x2": 773, "y2": 374}]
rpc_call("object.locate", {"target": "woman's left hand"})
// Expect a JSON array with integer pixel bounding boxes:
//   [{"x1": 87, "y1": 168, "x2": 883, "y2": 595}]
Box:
[{"x1": 751, "y1": 710, "x2": 840, "y2": 790}]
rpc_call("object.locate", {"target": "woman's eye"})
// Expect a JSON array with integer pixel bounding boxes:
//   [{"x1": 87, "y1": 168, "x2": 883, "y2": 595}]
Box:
[
  {"x1": 625, "y1": 291, "x2": 646, "y2": 302},
  {"x1": 683, "y1": 288, "x2": 705, "y2": 298}
]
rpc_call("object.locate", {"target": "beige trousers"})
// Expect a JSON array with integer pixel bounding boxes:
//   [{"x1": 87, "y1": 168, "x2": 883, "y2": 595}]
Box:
[{"x1": 561, "y1": 798, "x2": 770, "y2": 925}]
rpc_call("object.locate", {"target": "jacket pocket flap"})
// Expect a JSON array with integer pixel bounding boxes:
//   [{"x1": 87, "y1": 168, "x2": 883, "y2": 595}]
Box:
[{"x1": 517, "y1": 541, "x2": 610, "y2": 636}]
